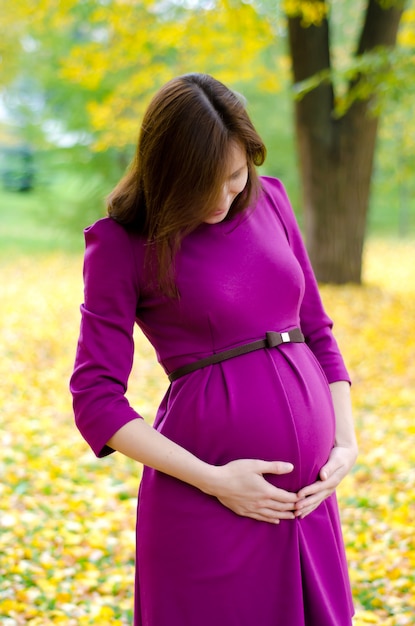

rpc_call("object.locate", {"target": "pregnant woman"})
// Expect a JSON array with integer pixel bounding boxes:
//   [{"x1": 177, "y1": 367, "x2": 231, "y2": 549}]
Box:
[{"x1": 70, "y1": 73, "x2": 358, "y2": 626}]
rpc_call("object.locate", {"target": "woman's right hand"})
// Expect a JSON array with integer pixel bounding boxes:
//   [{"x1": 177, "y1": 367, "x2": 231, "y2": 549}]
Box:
[
  {"x1": 106, "y1": 421, "x2": 298, "y2": 524},
  {"x1": 207, "y1": 459, "x2": 298, "y2": 524}
]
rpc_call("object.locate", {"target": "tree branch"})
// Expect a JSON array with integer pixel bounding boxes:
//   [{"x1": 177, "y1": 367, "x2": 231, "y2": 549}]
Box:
[{"x1": 357, "y1": 0, "x2": 406, "y2": 54}]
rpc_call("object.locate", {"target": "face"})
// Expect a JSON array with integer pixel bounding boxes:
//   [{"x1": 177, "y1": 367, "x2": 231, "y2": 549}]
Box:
[{"x1": 203, "y1": 142, "x2": 248, "y2": 224}]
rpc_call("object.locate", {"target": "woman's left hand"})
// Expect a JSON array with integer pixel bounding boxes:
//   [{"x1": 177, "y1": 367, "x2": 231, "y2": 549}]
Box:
[{"x1": 294, "y1": 444, "x2": 357, "y2": 519}]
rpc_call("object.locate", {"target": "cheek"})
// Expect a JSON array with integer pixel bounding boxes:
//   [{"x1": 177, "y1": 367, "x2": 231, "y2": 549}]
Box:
[{"x1": 233, "y1": 173, "x2": 249, "y2": 195}]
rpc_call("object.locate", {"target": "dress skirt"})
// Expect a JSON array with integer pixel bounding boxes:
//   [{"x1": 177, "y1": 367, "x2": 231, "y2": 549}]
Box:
[{"x1": 134, "y1": 344, "x2": 354, "y2": 626}]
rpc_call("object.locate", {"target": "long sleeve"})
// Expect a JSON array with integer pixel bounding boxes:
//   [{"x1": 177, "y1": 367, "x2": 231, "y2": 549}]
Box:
[
  {"x1": 70, "y1": 217, "x2": 143, "y2": 457},
  {"x1": 262, "y1": 177, "x2": 350, "y2": 385}
]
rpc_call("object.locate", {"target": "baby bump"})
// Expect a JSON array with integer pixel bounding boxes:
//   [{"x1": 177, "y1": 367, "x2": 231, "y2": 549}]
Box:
[{"x1": 156, "y1": 346, "x2": 335, "y2": 493}]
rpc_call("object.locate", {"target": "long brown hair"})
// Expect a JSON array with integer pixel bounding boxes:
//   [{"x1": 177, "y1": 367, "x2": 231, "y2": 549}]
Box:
[{"x1": 107, "y1": 73, "x2": 266, "y2": 295}]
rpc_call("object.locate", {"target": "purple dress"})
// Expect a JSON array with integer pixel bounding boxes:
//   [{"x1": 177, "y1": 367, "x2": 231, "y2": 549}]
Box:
[{"x1": 70, "y1": 177, "x2": 354, "y2": 626}]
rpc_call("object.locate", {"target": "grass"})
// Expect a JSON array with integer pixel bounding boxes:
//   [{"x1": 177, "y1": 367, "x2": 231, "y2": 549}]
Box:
[
  {"x1": 1, "y1": 94, "x2": 414, "y2": 257},
  {"x1": 0, "y1": 172, "x2": 414, "y2": 262},
  {"x1": 0, "y1": 184, "x2": 103, "y2": 258},
  {"x1": 0, "y1": 189, "x2": 83, "y2": 257}
]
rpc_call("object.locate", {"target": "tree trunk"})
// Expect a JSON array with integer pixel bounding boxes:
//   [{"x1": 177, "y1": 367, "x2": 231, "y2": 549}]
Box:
[
  {"x1": 294, "y1": 98, "x2": 379, "y2": 284},
  {"x1": 287, "y1": 0, "x2": 405, "y2": 284}
]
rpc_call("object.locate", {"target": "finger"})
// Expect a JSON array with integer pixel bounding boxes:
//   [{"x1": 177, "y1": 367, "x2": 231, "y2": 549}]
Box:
[
  {"x1": 295, "y1": 490, "x2": 333, "y2": 515},
  {"x1": 251, "y1": 507, "x2": 296, "y2": 524},
  {"x1": 262, "y1": 484, "x2": 299, "y2": 504},
  {"x1": 319, "y1": 463, "x2": 330, "y2": 481},
  {"x1": 263, "y1": 497, "x2": 298, "y2": 511},
  {"x1": 276, "y1": 509, "x2": 296, "y2": 519},
  {"x1": 319, "y1": 448, "x2": 352, "y2": 481},
  {"x1": 296, "y1": 492, "x2": 328, "y2": 511},
  {"x1": 297, "y1": 481, "x2": 325, "y2": 499},
  {"x1": 295, "y1": 504, "x2": 319, "y2": 519},
  {"x1": 295, "y1": 501, "x2": 320, "y2": 518},
  {"x1": 295, "y1": 494, "x2": 330, "y2": 518},
  {"x1": 235, "y1": 495, "x2": 298, "y2": 519},
  {"x1": 242, "y1": 492, "x2": 298, "y2": 512},
  {"x1": 249, "y1": 512, "x2": 282, "y2": 524},
  {"x1": 319, "y1": 457, "x2": 343, "y2": 481},
  {"x1": 260, "y1": 460, "x2": 294, "y2": 476},
  {"x1": 297, "y1": 472, "x2": 340, "y2": 499},
  {"x1": 272, "y1": 487, "x2": 299, "y2": 503}
]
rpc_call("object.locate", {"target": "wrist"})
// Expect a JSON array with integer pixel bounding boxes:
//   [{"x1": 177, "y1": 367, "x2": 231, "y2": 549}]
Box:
[
  {"x1": 185, "y1": 458, "x2": 229, "y2": 499},
  {"x1": 332, "y1": 442, "x2": 358, "y2": 467},
  {"x1": 334, "y1": 439, "x2": 358, "y2": 455},
  {"x1": 194, "y1": 463, "x2": 222, "y2": 497}
]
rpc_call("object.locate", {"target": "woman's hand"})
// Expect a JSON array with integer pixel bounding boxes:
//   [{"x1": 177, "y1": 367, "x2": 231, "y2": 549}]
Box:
[
  {"x1": 294, "y1": 444, "x2": 357, "y2": 519},
  {"x1": 209, "y1": 459, "x2": 299, "y2": 524}
]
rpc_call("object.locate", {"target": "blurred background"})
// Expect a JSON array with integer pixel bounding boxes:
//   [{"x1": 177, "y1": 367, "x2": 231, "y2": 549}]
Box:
[{"x1": 0, "y1": 0, "x2": 414, "y2": 257}]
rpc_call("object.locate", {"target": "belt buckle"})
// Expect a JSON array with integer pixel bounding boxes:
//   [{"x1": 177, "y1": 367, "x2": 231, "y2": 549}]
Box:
[{"x1": 280, "y1": 332, "x2": 290, "y2": 343}]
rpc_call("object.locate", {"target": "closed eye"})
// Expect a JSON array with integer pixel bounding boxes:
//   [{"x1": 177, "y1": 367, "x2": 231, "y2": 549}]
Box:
[{"x1": 230, "y1": 165, "x2": 247, "y2": 180}]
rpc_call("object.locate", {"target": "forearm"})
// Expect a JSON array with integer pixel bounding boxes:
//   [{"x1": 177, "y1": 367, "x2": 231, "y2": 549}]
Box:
[
  {"x1": 329, "y1": 380, "x2": 358, "y2": 454},
  {"x1": 107, "y1": 419, "x2": 217, "y2": 494},
  {"x1": 107, "y1": 418, "x2": 299, "y2": 524}
]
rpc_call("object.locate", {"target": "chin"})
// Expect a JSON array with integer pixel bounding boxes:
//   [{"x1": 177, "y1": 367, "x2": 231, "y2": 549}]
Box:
[{"x1": 204, "y1": 210, "x2": 230, "y2": 225}]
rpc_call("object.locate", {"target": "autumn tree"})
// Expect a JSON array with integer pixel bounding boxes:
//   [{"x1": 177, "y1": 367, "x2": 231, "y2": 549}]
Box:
[
  {"x1": 1, "y1": 0, "x2": 413, "y2": 258},
  {"x1": 0, "y1": 0, "x2": 282, "y2": 226},
  {"x1": 0, "y1": 0, "x2": 280, "y2": 152},
  {"x1": 285, "y1": 0, "x2": 406, "y2": 283}
]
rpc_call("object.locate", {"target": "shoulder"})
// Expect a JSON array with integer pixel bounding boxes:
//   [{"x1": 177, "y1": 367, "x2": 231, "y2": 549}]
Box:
[
  {"x1": 83, "y1": 218, "x2": 145, "y2": 288},
  {"x1": 84, "y1": 217, "x2": 145, "y2": 258},
  {"x1": 259, "y1": 175, "x2": 286, "y2": 197},
  {"x1": 259, "y1": 176, "x2": 292, "y2": 213},
  {"x1": 257, "y1": 176, "x2": 298, "y2": 232},
  {"x1": 85, "y1": 216, "x2": 133, "y2": 246},
  {"x1": 84, "y1": 218, "x2": 133, "y2": 269}
]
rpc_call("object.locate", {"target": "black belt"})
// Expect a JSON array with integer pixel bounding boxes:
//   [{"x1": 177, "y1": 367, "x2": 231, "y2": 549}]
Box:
[{"x1": 168, "y1": 328, "x2": 305, "y2": 382}]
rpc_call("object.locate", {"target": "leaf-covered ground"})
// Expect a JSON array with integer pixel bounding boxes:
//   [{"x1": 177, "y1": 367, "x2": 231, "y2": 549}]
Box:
[{"x1": 1, "y1": 240, "x2": 414, "y2": 625}]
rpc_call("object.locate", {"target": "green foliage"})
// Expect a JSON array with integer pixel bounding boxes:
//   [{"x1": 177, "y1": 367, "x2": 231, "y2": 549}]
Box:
[
  {"x1": 245, "y1": 88, "x2": 302, "y2": 212},
  {"x1": 0, "y1": 187, "x2": 80, "y2": 256},
  {"x1": 36, "y1": 147, "x2": 127, "y2": 233},
  {"x1": 0, "y1": 147, "x2": 124, "y2": 255},
  {"x1": 292, "y1": 43, "x2": 415, "y2": 118},
  {"x1": 37, "y1": 172, "x2": 107, "y2": 233},
  {"x1": 0, "y1": 0, "x2": 281, "y2": 151},
  {"x1": 1, "y1": 0, "x2": 414, "y2": 246},
  {"x1": 283, "y1": 0, "x2": 328, "y2": 25}
]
